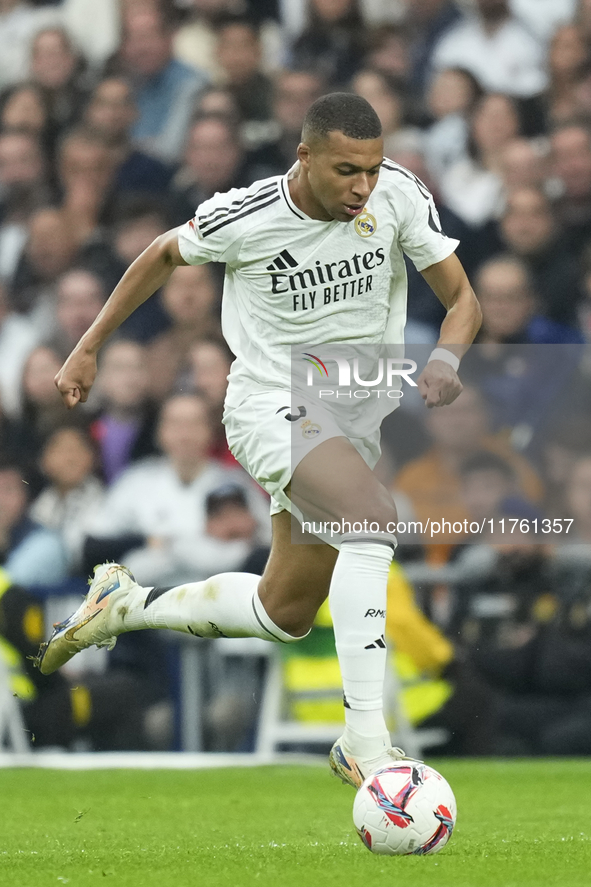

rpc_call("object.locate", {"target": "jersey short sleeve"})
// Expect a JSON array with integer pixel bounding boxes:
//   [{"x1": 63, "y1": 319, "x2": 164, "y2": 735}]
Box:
[
  {"x1": 177, "y1": 178, "x2": 282, "y2": 268},
  {"x1": 177, "y1": 190, "x2": 246, "y2": 267},
  {"x1": 383, "y1": 162, "x2": 459, "y2": 272}
]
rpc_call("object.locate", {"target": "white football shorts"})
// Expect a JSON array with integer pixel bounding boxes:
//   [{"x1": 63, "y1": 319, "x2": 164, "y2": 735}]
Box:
[{"x1": 223, "y1": 388, "x2": 382, "y2": 524}]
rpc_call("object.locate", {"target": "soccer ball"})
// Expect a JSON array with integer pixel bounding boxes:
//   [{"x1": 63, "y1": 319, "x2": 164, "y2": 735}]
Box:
[{"x1": 352, "y1": 762, "x2": 456, "y2": 856}]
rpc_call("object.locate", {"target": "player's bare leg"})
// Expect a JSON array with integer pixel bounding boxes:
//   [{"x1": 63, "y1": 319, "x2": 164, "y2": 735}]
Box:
[{"x1": 287, "y1": 435, "x2": 413, "y2": 785}]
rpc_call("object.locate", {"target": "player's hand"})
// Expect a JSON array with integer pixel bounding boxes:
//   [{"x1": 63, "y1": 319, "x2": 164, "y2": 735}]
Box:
[
  {"x1": 54, "y1": 346, "x2": 98, "y2": 408},
  {"x1": 417, "y1": 359, "x2": 463, "y2": 408}
]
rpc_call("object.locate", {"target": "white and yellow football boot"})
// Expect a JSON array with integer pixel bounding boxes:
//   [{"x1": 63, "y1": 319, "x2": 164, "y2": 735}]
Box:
[
  {"x1": 329, "y1": 729, "x2": 421, "y2": 788},
  {"x1": 35, "y1": 563, "x2": 141, "y2": 675}
]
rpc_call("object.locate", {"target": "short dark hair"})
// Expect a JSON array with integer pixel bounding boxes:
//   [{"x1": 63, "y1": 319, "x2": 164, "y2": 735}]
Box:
[
  {"x1": 206, "y1": 483, "x2": 248, "y2": 518},
  {"x1": 302, "y1": 92, "x2": 382, "y2": 144}
]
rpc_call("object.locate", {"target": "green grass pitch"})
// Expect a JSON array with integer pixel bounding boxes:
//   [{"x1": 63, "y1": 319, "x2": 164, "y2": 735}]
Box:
[{"x1": 2, "y1": 759, "x2": 591, "y2": 887}]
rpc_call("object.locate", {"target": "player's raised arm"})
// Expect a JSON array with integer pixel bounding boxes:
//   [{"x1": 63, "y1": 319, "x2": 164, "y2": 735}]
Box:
[
  {"x1": 55, "y1": 227, "x2": 189, "y2": 408},
  {"x1": 418, "y1": 252, "x2": 482, "y2": 408}
]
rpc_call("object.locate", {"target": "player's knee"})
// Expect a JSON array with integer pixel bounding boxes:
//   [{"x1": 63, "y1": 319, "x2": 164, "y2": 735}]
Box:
[
  {"x1": 262, "y1": 594, "x2": 317, "y2": 639},
  {"x1": 342, "y1": 487, "x2": 397, "y2": 531},
  {"x1": 274, "y1": 607, "x2": 315, "y2": 640}
]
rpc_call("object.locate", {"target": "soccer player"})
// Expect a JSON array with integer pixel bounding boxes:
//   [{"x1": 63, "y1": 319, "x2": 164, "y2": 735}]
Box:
[{"x1": 37, "y1": 93, "x2": 481, "y2": 786}]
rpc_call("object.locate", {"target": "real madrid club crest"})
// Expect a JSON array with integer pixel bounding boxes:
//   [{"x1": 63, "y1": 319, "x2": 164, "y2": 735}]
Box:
[
  {"x1": 355, "y1": 208, "x2": 377, "y2": 238},
  {"x1": 301, "y1": 419, "x2": 322, "y2": 439}
]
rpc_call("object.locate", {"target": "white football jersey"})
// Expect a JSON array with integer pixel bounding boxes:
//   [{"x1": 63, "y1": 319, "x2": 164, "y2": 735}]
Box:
[{"x1": 177, "y1": 159, "x2": 458, "y2": 409}]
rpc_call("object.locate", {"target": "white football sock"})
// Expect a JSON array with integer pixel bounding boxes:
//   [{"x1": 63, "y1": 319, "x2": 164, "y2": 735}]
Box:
[
  {"x1": 329, "y1": 540, "x2": 394, "y2": 751},
  {"x1": 120, "y1": 572, "x2": 303, "y2": 643}
]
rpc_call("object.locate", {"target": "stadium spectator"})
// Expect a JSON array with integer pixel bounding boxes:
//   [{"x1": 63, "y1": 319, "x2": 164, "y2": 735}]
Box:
[
  {"x1": 173, "y1": 0, "x2": 237, "y2": 81},
  {"x1": 186, "y1": 337, "x2": 236, "y2": 465},
  {"x1": 0, "y1": 0, "x2": 58, "y2": 89},
  {"x1": 9, "y1": 208, "x2": 74, "y2": 322},
  {"x1": 289, "y1": 0, "x2": 366, "y2": 87},
  {"x1": 82, "y1": 392, "x2": 249, "y2": 573},
  {"x1": 29, "y1": 26, "x2": 88, "y2": 138},
  {"x1": 174, "y1": 0, "x2": 282, "y2": 81},
  {"x1": 499, "y1": 137, "x2": 549, "y2": 192},
  {"x1": 451, "y1": 541, "x2": 591, "y2": 755},
  {"x1": 458, "y1": 450, "x2": 541, "y2": 540},
  {"x1": 108, "y1": 196, "x2": 172, "y2": 341},
  {"x1": 362, "y1": 24, "x2": 412, "y2": 95},
  {"x1": 112, "y1": 4, "x2": 209, "y2": 163},
  {"x1": 551, "y1": 121, "x2": 591, "y2": 254},
  {"x1": 540, "y1": 417, "x2": 591, "y2": 519},
  {"x1": 146, "y1": 264, "x2": 221, "y2": 400},
  {"x1": 215, "y1": 16, "x2": 274, "y2": 134},
  {"x1": 0, "y1": 130, "x2": 50, "y2": 280},
  {"x1": 460, "y1": 343, "x2": 583, "y2": 461},
  {"x1": 351, "y1": 69, "x2": 420, "y2": 157},
  {"x1": 205, "y1": 482, "x2": 258, "y2": 544},
  {"x1": 432, "y1": 0, "x2": 547, "y2": 98},
  {"x1": 439, "y1": 92, "x2": 520, "y2": 227},
  {"x1": 90, "y1": 338, "x2": 158, "y2": 484},
  {"x1": 0, "y1": 458, "x2": 68, "y2": 584},
  {"x1": 403, "y1": 0, "x2": 462, "y2": 95},
  {"x1": 545, "y1": 23, "x2": 589, "y2": 124},
  {"x1": 124, "y1": 480, "x2": 264, "y2": 586},
  {"x1": 393, "y1": 385, "x2": 543, "y2": 551},
  {"x1": 188, "y1": 337, "x2": 231, "y2": 413},
  {"x1": 0, "y1": 280, "x2": 39, "y2": 417},
  {"x1": 423, "y1": 67, "x2": 482, "y2": 182},
  {"x1": 57, "y1": 128, "x2": 117, "y2": 248},
  {"x1": 254, "y1": 69, "x2": 324, "y2": 174},
  {"x1": 460, "y1": 451, "x2": 517, "y2": 532},
  {"x1": 171, "y1": 113, "x2": 254, "y2": 219},
  {"x1": 10, "y1": 344, "x2": 66, "y2": 464},
  {"x1": 109, "y1": 196, "x2": 170, "y2": 271},
  {"x1": 0, "y1": 82, "x2": 53, "y2": 149},
  {"x1": 46, "y1": 267, "x2": 108, "y2": 358},
  {"x1": 30, "y1": 423, "x2": 105, "y2": 571},
  {"x1": 82, "y1": 76, "x2": 174, "y2": 196},
  {"x1": 194, "y1": 83, "x2": 241, "y2": 121},
  {"x1": 9, "y1": 205, "x2": 113, "y2": 329},
  {"x1": 474, "y1": 254, "x2": 584, "y2": 344},
  {"x1": 495, "y1": 187, "x2": 582, "y2": 326}
]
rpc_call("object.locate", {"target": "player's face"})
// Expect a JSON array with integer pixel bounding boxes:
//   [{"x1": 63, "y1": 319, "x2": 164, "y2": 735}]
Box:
[{"x1": 299, "y1": 131, "x2": 384, "y2": 223}]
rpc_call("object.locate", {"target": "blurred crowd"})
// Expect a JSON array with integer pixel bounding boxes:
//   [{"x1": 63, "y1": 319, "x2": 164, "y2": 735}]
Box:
[{"x1": 2, "y1": 0, "x2": 591, "y2": 754}]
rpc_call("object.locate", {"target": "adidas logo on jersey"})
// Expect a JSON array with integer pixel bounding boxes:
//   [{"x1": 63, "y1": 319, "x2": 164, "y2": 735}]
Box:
[{"x1": 266, "y1": 249, "x2": 298, "y2": 272}]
